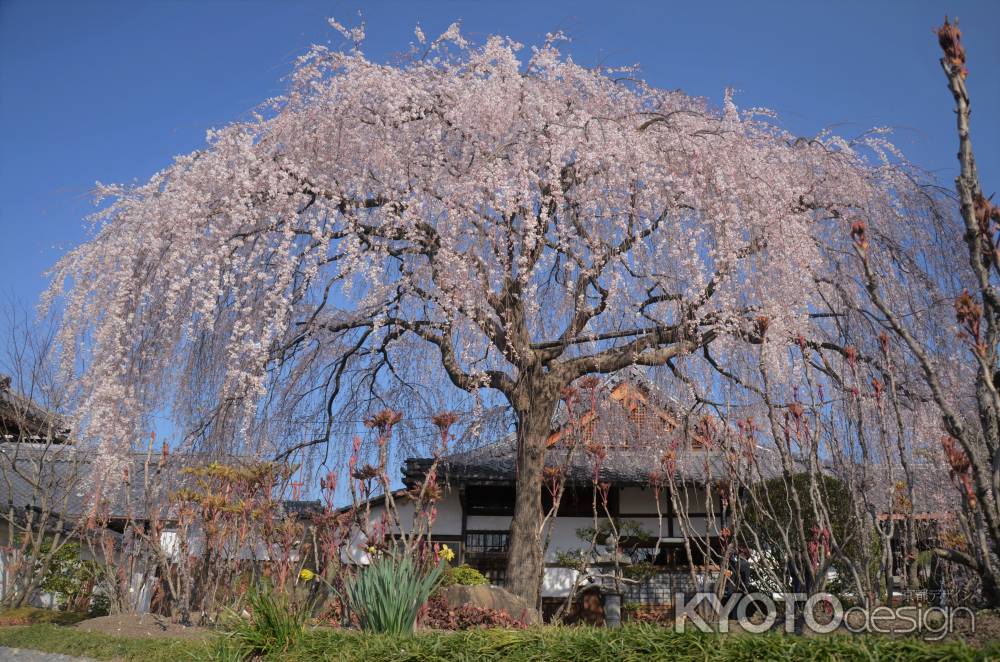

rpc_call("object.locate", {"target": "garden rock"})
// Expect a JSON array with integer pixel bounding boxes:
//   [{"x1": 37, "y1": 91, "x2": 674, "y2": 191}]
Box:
[{"x1": 437, "y1": 585, "x2": 541, "y2": 625}]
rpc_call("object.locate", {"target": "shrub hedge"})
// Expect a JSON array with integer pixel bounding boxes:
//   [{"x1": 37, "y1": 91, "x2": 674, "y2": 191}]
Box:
[
  {"x1": 290, "y1": 626, "x2": 998, "y2": 662},
  {"x1": 0, "y1": 623, "x2": 997, "y2": 661}
]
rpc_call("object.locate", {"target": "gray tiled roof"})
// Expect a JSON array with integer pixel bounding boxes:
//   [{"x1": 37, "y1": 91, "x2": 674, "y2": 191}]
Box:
[
  {"x1": 407, "y1": 434, "x2": 743, "y2": 486},
  {"x1": 404, "y1": 367, "x2": 782, "y2": 487},
  {"x1": 0, "y1": 376, "x2": 70, "y2": 443},
  {"x1": 0, "y1": 442, "x2": 321, "y2": 524},
  {"x1": 0, "y1": 443, "x2": 189, "y2": 522}
]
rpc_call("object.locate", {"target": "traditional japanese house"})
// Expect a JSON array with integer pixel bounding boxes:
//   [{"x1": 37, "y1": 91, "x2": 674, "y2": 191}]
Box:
[{"x1": 360, "y1": 368, "x2": 737, "y2": 616}]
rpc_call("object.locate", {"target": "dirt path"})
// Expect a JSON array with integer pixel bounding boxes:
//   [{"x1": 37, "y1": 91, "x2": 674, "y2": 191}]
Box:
[
  {"x1": 0, "y1": 647, "x2": 96, "y2": 662},
  {"x1": 73, "y1": 614, "x2": 211, "y2": 640}
]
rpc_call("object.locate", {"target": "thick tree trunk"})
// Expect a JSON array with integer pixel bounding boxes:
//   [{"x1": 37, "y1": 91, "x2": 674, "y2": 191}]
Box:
[{"x1": 506, "y1": 384, "x2": 559, "y2": 609}]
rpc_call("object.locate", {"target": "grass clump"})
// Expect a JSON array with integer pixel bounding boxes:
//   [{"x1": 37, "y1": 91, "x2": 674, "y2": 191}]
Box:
[
  {"x1": 342, "y1": 554, "x2": 443, "y2": 634},
  {"x1": 217, "y1": 583, "x2": 311, "y2": 659}
]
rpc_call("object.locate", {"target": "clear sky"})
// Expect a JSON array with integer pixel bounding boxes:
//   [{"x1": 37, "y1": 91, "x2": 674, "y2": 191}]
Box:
[{"x1": 1, "y1": 0, "x2": 999, "y2": 331}]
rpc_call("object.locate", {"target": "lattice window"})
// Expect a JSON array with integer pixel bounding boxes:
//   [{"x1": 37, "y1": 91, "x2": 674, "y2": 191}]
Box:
[
  {"x1": 464, "y1": 530, "x2": 510, "y2": 586},
  {"x1": 464, "y1": 530, "x2": 509, "y2": 555}
]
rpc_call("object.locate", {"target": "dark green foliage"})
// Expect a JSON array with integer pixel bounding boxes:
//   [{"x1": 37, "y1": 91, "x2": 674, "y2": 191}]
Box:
[
  {"x1": 622, "y1": 561, "x2": 658, "y2": 581},
  {"x1": 747, "y1": 474, "x2": 854, "y2": 540},
  {"x1": 37, "y1": 540, "x2": 100, "y2": 611},
  {"x1": 575, "y1": 519, "x2": 654, "y2": 549},
  {"x1": 744, "y1": 473, "x2": 866, "y2": 575},
  {"x1": 440, "y1": 564, "x2": 490, "y2": 587}
]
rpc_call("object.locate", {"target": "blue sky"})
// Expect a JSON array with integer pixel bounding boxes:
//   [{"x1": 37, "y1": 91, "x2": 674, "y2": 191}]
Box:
[{"x1": 1, "y1": 0, "x2": 998, "y2": 329}]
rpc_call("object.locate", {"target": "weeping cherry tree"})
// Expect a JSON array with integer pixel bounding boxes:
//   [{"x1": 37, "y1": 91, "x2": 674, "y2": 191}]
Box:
[{"x1": 47, "y1": 21, "x2": 939, "y2": 605}]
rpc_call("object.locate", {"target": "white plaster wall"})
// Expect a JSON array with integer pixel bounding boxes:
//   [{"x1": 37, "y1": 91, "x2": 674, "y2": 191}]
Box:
[
  {"x1": 343, "y1": 489, "x2": 464, "y2": 565},
  {"x1": 542, "y1": 566, "x2": 597, "y2": 598},
  {"x1": 619, "y1": 486, "x2": 668, "y2": 515},
  {"x1": 540, "y1": 516, "x2": 679, "y2": 561},
  {"x1": 627, "y1": 516, "x2": 673, "y2": 540},
  {"x1": 673, "y1": 515, "x2": 721, "y2": 537},
  {"x1": 349, "y1": 486, "x2": 723, "y2": 570},
  {"x1": 619, "y1": 485, "x2": 719, "y2": 516},
  {"x1": 159, "y1": 527, "x2": 300, "y2": 563},
  {"x1": 368, "y1": 489, "x2": 463, "y2": 537},
  {"x1": 465, "y1": 515, "x2": 512, "y2": 530},
  {"x1": 429, "y1": 489, "x2": 463, "y2": 535},
  {"x1": 342, "y1": 528, "x2": 372, "y2": 565},
  {"x1": 675, "y1": 486, "x2": 716, "y2": 513},
  {"x1": 543, "y1": 517, "x2": 599, "y2": 561}
]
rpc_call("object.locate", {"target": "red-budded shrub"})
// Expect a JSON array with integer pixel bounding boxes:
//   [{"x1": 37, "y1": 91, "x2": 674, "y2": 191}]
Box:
[
  {"x1": 623, "y1": 604, "x2": 674, "y2": 625},
  {"x1": 420, "y1": 595, "x2": 528, "y2": 630}
]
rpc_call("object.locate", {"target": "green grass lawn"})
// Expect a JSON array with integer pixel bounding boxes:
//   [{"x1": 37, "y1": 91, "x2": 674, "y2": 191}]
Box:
[
  {"x1": 0, "y1": 623, "x2": 997, "y2": 661},
  {"x1": 0, "y1": 624, "x2": 209, "y2": 660}
]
